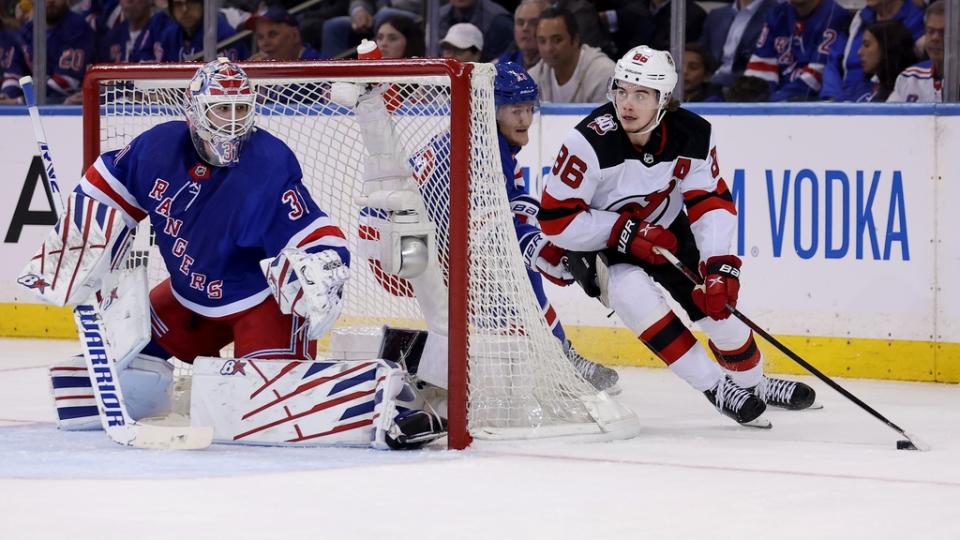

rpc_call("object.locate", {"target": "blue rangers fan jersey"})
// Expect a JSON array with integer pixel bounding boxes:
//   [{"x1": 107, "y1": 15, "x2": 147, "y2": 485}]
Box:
[
  {"x1": 149, "y1": 14, "x2": 247, "y2": 62},
  {"x1": 1, "y1": 29, "x2": 26, "y2": 99},
  {"x1": 78, "y1": 121, "x2": 349, "y2": 318},
  {"x1": 21, "y1": 11, "x2": 96, "y2": 101},
  {"x1": 744, "y1": 0, "x2": 850, "y2": 101}
]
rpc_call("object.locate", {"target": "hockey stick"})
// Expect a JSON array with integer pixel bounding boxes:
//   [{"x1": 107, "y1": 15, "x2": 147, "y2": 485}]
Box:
[
  {"x1": 654, "y1": 247, "x2": 928, "y2": 451},
  {"x1": 19, "y1": 76, "x2": 212, "y2": 449}
]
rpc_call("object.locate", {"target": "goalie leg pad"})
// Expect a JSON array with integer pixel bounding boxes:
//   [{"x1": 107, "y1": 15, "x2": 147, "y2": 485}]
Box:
[
  {"x1": 18, "y1": 191, "x2": 132, "y2": 306},
  {"x1": 49, "y1": 353, "x2": 174, "y2": 431}
]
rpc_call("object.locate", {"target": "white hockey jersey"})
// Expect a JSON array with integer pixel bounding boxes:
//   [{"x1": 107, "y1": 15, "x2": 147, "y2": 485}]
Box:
[
  {"x1": 538, "y1": 103, "x2": 737, "y2": 261},
  {"x1": 887, "y1": 60, "x2": 942, "y2": 103}
]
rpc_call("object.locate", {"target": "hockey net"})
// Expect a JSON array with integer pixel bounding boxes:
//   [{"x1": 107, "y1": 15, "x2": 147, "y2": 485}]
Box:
[{"x1": 82, "y1": 60, "x2": 640, "y2": 448}]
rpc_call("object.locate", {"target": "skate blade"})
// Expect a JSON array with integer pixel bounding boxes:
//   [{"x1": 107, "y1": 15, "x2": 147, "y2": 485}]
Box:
[
  {"x1": 768, "y1": 402, "x2": 824, "y2": 411},
  {"x1": 602, "y1": 384, "x2": 623, "y2": 396},
  {"x1": 739, "y1": 417, "x2": 772, "y2": 429}
]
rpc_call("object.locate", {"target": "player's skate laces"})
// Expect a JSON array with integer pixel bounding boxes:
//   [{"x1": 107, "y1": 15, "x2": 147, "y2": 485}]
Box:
[
  {"x1": 563, "y1": 340, "x2": 620, "y2": 393},
  {"x1": 704, "y1": 376, "x2": 766, "y2": 424},
  {"x1": 752, "y1": 376, "x2": 816, "y2": 410}
]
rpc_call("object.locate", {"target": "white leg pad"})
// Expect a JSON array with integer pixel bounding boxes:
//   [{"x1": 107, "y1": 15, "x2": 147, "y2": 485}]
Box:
[{"x1": 49, "y1": 354, "x2": 173, "y2": 431}]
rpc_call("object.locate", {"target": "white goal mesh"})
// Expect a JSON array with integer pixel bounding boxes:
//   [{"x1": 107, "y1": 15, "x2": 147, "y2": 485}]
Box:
[{"x1": 86, "y1": 61, "x2": 639, "y2": 446}]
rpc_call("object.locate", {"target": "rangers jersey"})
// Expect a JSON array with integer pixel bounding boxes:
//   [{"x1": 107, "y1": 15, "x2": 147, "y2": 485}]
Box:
[
  {"x1": 538, "y1": 103, "x2": 737, "y2": 261},
  {"x1": 78, "y1": 121, "x2": 349, "y2": 318},
  {"x1": 744, "y1": 0, "x2": 850, "y2": 101},
  {"x1": 21, "y1": 11, "x2": 96, "y2": 101},
  {"x1": 887, "y1": 60, "x2": 942, "y2": 103},
  {"x1": 148, "y1": 14, "x2": 247, "y2": 62},
  {"x1": 1, "y1": 29, "x2": 26, "y2": 100}
]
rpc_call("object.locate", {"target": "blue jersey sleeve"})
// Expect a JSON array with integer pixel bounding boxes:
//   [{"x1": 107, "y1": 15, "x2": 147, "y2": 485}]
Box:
[
  {"x1": 238, "y1": 148, "x2": 350, "y2": 266},
  {"x1": 1, "y1": 30, "x2": 26, "y2": 99},
  {"x1": 818, "y1": 32, "x2": 847, "y2": 100},
  {"x1": 78, "y1": 133, "x2": 151, "y2": 226},
  {"x1": 45, "y1": 13, "x2": 96, "y2": 99}
]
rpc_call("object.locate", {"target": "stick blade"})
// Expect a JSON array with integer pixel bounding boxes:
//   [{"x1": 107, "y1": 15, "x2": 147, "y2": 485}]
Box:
[
  {"x1": 129, "y1": 425, "x2": 214, "y2": 450},
  {"x1": 898, "y1": 433, "x2": 931, "y2": 452}
]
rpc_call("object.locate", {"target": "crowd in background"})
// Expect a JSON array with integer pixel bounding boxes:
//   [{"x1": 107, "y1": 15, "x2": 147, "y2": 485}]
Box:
[{"x1": 0, "y1": 0, "x2": 951, "y2": 104}]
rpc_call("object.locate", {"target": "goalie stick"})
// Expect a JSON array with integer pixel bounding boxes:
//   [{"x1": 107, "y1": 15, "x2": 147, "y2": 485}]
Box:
[
  {"x1": 654, "y1": 246, "x2": 929, "y2": 451},
  {"x1": 20, "y1": 76, "x2": 212, "y2": 450}
]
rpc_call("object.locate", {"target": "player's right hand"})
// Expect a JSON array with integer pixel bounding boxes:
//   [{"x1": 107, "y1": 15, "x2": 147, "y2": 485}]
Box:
[
  {"x1": 522, "y1": 232, "x2": 574, "y2": 286},
  {"x1": 608, "y1": 211, "x2": 677, "y2": 265}
]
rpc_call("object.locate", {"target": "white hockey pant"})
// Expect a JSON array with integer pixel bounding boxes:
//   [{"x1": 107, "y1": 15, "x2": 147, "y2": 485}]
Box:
[{"x1": 606, "y1": 263, "x2": 763, "y2": 391}]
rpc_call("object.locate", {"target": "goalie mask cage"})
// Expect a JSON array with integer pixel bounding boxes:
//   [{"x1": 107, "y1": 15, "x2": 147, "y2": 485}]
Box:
[{"x1": 82, "y1": 60, "x2": 640, "y2": 449}]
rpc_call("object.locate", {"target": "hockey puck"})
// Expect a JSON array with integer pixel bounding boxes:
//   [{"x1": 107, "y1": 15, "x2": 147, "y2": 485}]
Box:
[{"x1": 896, "y1": 439, "x2": 915, "y2": 450}]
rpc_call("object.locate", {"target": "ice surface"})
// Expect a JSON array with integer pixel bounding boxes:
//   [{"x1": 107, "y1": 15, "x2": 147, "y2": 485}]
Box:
[{"x1": 1, "y1": 338, "x2": 958, "y2": 539}]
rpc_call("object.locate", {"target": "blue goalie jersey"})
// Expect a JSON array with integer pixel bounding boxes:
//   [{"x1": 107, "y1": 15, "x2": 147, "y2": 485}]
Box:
[{"x1": 78, "y1": 121, "x2": 349, "y2": 318}]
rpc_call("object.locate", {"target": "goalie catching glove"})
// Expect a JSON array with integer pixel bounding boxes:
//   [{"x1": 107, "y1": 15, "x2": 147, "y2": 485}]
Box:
[
  {"x1": 691, "y1": 255, "x2": 741, "y2": 320},
  {"x1": 520, "y1": 232, "x2": 573, "y2": 286},
  {"x1": 261, "y1": 248, "x2": 349, "y2": 339}
]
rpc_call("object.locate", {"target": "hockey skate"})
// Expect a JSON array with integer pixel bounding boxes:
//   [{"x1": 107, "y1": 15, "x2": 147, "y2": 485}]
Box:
[
  {"x1": 704, "y1": 376, "x2": 769, "y2": 428},
  {"x1": 563, "y1": 340, "x2": 621, "y2": 394},
  {"x1": 385, "y1": 409, "x2": 448, "y2": 450},
  {"x1": 751, "y1": 376, "x2": 819, "y2": 410}
]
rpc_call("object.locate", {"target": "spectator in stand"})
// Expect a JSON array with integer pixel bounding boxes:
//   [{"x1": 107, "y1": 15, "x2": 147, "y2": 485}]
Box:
[
  {"x1": 726, "y1": 74, "x2": 771, "y2": 101},
  {"x1": 290, "y1": 0, "x2": 347, "y2": 51},
  {"x1": 744, "y1": 0, "x2": 851, "y2": 101},
  {"x1": 495, "y1": 0, "x2": 546, "y2": 68},
  {"x1": 320, "y1": 0, "x2": 420, "y2": 58},
  {"x1": 529, "y1": 7, "x2": 614, "y2": 103},
  {"x1": 438, "y1": 0, "x2": 512, "y2": 62},
  {"x1": 0, "y1": 26, "x2": 27, "y2": 103},
  {"x1": 597, "y1": 0, "x2": 705, "y2": 54},
  {"x1": 100, "y1": 0, "x2": 153, "y2": 62},
  {"x1": 374, "y1": 14, "x2": 423, "y2": 58},
  {"x1": 139, "y1": 0, "x2": 247, "y2": 62},
  {"x1": 699, "y1": 0, "x2": 776, "y2": 89},
  {"x1": 554, "y1": 0, "x2": 612, "y2": 55},
  {"x1": 248, "y1": 7, "x2": 324, "y2": 61},
  {"x1": 684, "y1": 42, "x2": 724, "y2": 102},
  {"x1": 127, "y1": 1, "x2": 174, "y2": 62},
  {"x1": 888, "y1": 0, "x2": 945, "y2": 102},
  {"x1": 440, "y1": 22, "x2": 482, "y2": 62},
  {"x1": 820, "y1": 0, "x2": 923, "y2": 101},
  {"x1": 20, "y1": 0, "x2": 95, "y2": 104},
  {"x1": 854, "y1": 20, "x2": 916, "y2": 101}
]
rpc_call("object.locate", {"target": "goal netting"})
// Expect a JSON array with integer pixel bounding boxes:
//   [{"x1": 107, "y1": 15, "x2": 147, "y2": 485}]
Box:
[{"x1": 84, "y1": 60, "x2": 640, "y2": 448}]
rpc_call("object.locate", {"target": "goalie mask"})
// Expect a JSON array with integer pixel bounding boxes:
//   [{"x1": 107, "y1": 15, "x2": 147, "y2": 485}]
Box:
[
  {"x1": 608, "y1": 46, "x2": 678, "y2": 134},
  {"x1": 185, "y1": 57, "x2": 256, "y2": 167}
]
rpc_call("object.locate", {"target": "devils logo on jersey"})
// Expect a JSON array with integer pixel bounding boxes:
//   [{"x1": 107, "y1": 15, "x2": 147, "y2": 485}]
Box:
[{"x1": 587, "y1": 114, "x2": 619, "y2": 136}]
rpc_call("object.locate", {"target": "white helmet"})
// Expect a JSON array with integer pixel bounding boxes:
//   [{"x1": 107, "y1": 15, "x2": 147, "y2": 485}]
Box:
[
  {"x1": 185, "y1": 57, "x2": 256, "y2": 167},
  {"x1": 608, "y1": 46, "x2": 678, "y2": 133}
]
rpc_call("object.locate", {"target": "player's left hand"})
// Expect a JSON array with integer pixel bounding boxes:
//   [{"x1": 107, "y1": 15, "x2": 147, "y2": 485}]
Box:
[
  {"x1": 691, "y1": 255, "x2": 741, "y2": 320},
  {"x1": 522, "y1": 232, "x2": 574, "y2": 286}
]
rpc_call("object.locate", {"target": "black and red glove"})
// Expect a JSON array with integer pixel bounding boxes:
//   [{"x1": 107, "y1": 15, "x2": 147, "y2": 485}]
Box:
[
  {"x1": 608, "y1": 212, "x2": 678, "y2": 265},
  {"x1": 691, "y1": 255, "x2": 742, "y2": 320}
]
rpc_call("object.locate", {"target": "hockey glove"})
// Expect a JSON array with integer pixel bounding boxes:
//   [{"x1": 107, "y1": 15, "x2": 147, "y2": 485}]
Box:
[
  {"x1": 691, "y1": 255, "x2": 741, "y2": 320},
  {"x1": 262, "y1": 248, "x2": 349, "y2": 339},
  {"x1": 521, "y1": 232, "x2": 573, "y2": 286},
  {"x1": 608, "y1": 211, "x2": 677, "y2": 265}
]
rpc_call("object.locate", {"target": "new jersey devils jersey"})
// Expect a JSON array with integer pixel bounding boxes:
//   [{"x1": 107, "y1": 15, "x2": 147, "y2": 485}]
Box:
[
  {"x1": 538, "y1": 103, "x2": 737, "y2": 261},
  {"x1": 78, "y1": 121, "x2": 349, "y2": 318}
]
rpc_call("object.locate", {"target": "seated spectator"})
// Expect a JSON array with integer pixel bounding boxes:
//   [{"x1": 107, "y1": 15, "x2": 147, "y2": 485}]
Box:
[
  {"x1": 439, "y1": 0, "x2": 513, "y2": 62},
  {"x1": 0, "y1": 27, "x2": 27, "y2": 103},
  {"x1": 440, "y1": 22, "x2": 482, "y2": 62},
  {"x1": 820, "y1": 0, "x2": 923, "y2": 101},
  {"x1": 684, "y1": 43, "x2": 724, "y2": 102},
  {"x1": 529, "y1": 7, "x2": 614, "y2": 103},
  {"x1": 744, "y1": 0, "x2": 851, "y2": 101},
  {"x1": 100, "y1": 0, "x2": 154, "y2": 62},
  {"x1": 248, "y1": 7, "x2": 323, "y2": 61},
  {"x1": 141, "y1": 0, "x2": 247, "y2": 61},
  {"x1": 598, "y1": 0, "x2": 705, "y2": 54},
  {"x1": 495, "y1": 0, "x2": 546, "y2": 69},
  {"x1": 127, "y1": 6, "x2": 174, "y2": 62},
  {"x1": 20, "y1": 0, "x2": 96, "y2": 103},
  {"x1": 554, "y1": 0, "x2": 612, "y2": 55},
  {"x1": 320, "y1": 0, "x2": 420, "y2": 58},
  {"x1": 727, "y1": 74, "x2": 771, "y2": 101},
  {"x1": 854, "y1": 20, "x2": 916, "y2": 101},
  {"x1": 295, "y1": 0, "x2": 348, "y2": 52},
  {"x1": 699, "y1": 0, "x2": 776, "y2": 89},
  {"x1": 888, "y1": 0, "x2": 944, "y2": 102},
  {"x1": 374, "y1": 14, "x2": 423, "y2": 58}
]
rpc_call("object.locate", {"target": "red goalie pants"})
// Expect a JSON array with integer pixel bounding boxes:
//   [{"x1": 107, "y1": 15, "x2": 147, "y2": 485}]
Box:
[{"x1": 149, "y1": 279, "x2": 315, "y2": 362}]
